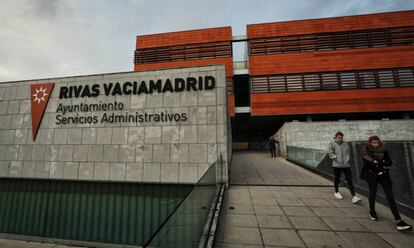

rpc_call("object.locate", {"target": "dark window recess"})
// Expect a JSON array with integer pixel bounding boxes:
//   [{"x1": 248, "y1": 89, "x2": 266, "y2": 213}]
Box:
[
  {"x1": 233, "y1": 75, "x2": 250, "y2": 107},
  {"x1": 249, "y1": 26, "x2": 414, "y2": 55},
  {"x1": 251, "y1": 67, "x2": 414, "y2": 93},
  {"x1": 134, "y1": 41, "x2": 232, "y2": 64}
]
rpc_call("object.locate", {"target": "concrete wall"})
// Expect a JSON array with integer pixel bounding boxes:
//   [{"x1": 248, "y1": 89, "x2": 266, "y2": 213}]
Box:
[
  {"x1": 275, "y1": 120, "x2": 414, "y2": 157},
  {"x1": 0, "y1": 65, "x2": 229, "y2": 184}
]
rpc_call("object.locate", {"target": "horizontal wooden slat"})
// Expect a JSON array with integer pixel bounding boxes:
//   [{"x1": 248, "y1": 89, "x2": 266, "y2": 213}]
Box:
[
  {"x1": 249, "y1": 26, "x2": 414, "y2": 55},
  {"x1": 135, "y1": 41, "x2": 232, "y2": 64},
  {"x1": 251, "y1": 67, "x2": 414, "y2": 93}
]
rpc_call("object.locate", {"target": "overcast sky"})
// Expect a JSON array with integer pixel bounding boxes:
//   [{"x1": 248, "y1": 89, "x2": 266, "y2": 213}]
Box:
[{"x1": 1, "y1": 0, "x2": 413, "y2": 82}]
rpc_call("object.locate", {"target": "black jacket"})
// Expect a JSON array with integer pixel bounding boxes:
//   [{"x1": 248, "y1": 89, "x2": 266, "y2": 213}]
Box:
[
  {"x1": 269, "y1": 139, "x2": 276, "y2": 149},
  {"x1": 360, "y1": 145, "x2": 393, "y2": 185}
]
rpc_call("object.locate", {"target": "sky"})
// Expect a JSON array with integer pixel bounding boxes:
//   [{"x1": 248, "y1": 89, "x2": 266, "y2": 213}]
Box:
[{"x1": 0, "y1": 0, "x2": 413, "y2": 82}]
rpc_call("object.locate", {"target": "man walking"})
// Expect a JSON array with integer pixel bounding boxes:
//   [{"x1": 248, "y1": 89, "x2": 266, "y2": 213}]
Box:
[
  {"x1": 269, "y1": 136, "x2": 277, "y2": 158},
  {"x1": 328, "y1": 131, "x2": 361, "y2": 203}
]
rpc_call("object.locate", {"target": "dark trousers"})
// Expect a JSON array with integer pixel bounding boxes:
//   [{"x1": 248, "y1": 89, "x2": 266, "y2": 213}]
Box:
[
  {"x1": 333, "y1": 167, "x2": 355, "y2": 195},
  {"x1": 270, "y1": 148, "x2": 276, "y2": 157},
  {"x1": 367, "y1": 178, "x2": 401, "y2": 221}
]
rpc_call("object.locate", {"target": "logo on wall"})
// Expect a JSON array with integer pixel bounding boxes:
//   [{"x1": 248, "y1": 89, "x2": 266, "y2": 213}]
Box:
[{"x1": 31, "y1": 83, "x2": 54, "y2": 140}]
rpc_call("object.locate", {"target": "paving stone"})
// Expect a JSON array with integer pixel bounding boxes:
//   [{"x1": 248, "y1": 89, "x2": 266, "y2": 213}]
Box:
[
  {"x1": 261, "y1": 229, "x2": 305, "y2": 247},
  {"x1": 356, "y1": 219, "x2": 399, "y2": 233},
  {"x1": 254, "y1": 205, "x2": 284, "y2": 215},
  {"x1": 219, "y1": 243, "x2": 262, "y2": 248},
  {"x1": 342, "y1": 207, "x2": 372, "y2": 218},
  {"x1": 289, "y1": 216, "x2": 330, "y2": 230},
  {"x1": 379, "y1": 233, "x2": 414, "y2": 248},
  {"x1": 282, "y1": 206, "x2": 316, "y2": 216},
  {"x1": 337, "y1": 232, "x2": 393, "y2": 248},
  {"x1": 298, "y1": 230, "x2": 349, "y2": 248},
  {"x1": 227, "y1": 194, "x2": 252, "y2": 206},
  {"x1": 224, "y1": 214, "x2": 258, "y2": 228},
  {"x1": 277, "y1": 198, "x2": 305, "y2": 206},
  {"x1": 322, "y1": 217, "x2": 368, "y2": 232},
  {"x1": 301, "y1": 198, "x2": 334, "y2": 207},
  {"x1": 327, "y1": 198, "x2": 364, "y2": 208},
  {"x1": 251, "y1": 197, "x2": 277, "y2": 206},
  {"x1": 222, "y1": 226, "x2": 262, "y2": 245},
  {"x1": 257, "y1": 215, "x2": 292, "y2": 229},
  {"x1": 225, "y1": 204, "x2": 255, "y2": 215},
  {"x1": 271, "y1": 191, "x2": 297, "y2": 198},
  {"x1": 311, "y1": 207, "x2": 347, "y2": 217}
]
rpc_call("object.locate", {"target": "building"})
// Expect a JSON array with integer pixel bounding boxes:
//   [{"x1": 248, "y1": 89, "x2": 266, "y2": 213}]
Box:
[
  {"x1": 0, "y1": 9, "x2": 414, "y2": 248},
  {"x1": 134, "y1": 10, "x2": 414, "y2": 149}
]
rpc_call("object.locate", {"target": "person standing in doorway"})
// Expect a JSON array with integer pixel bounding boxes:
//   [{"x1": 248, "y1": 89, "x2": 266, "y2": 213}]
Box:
[
  {"x1": 269, "y1": 136, "x2": 277, "y2": 158},
  {"x1": 360, "y1": 136, "x2": 412, "y2": 231},
  {"x1": 328, "y1": 131, "x2": 362, "y2": 203}
]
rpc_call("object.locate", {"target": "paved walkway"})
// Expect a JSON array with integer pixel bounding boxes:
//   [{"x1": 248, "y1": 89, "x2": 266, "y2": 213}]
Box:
[
  {"x1": 216, "y1": 151, "x2": 414, "y2": 248},
  {"x1": 230, "y1": 151, "x2": 330, "y2": 186}
]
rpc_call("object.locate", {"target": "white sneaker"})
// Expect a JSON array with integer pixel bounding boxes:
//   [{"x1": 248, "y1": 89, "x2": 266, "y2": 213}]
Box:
[
  {"x1": 334, "y1": 192, "x2": 343, "y2": 199},
  {"x1": 352, "y1": 196, "x2": 362, "y2": 204}
]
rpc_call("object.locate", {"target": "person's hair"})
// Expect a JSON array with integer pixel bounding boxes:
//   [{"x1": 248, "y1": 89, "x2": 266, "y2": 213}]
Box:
[
  {"x1": 368, "y1": 136, "x2": 381, "y2": 146},
  {"x1": 335, "y1": 131, "x2": 344, "y2": 138}
]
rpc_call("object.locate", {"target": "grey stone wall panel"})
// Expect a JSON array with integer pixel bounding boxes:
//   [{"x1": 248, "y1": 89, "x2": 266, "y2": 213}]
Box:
[{"x1": 0, "y1": 65, "x2": 229, "y2": 184}]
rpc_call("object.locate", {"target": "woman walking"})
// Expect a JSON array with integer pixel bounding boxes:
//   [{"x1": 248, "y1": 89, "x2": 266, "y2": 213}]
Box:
[{"x1": 360, "y1": 136, "x2": 412, "y2": 231}]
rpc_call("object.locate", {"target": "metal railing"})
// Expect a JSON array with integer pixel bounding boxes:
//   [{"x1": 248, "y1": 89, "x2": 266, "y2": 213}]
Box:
[{"x1": 287, "y1": 141, "x2": 414, "y2": 213}]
